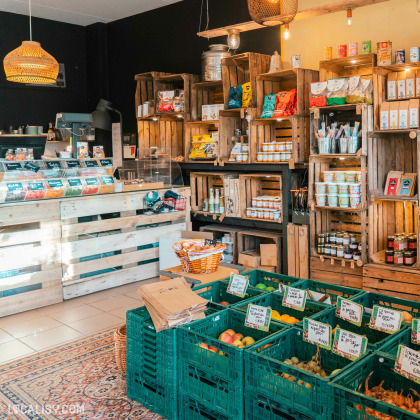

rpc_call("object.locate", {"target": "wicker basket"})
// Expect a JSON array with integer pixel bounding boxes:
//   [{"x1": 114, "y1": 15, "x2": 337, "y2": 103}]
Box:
[
  {"x1": 173, "y1": 239, "x2": 225, "y2": 274},
  {"x1": 114, "y1": 324, "x2": 127, "y2": 374}
]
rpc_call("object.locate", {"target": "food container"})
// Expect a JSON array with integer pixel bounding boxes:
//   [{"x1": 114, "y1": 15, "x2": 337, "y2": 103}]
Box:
[
  {"x1": 250, "y1": 208, "x2": 258, "y2": 218},
  {"x1": 285, "y1": 142, "x2": 292, "y2": 152},
  {"x1": 246, "y1": 207, "x2": 253, "y2": 217},
  {"x1": 3, "y1": 182, "x2": 27, "y2": 202},
  {"x1": 343, "y1": 234, "x2": 350, "y2": 246},
  {"x1": 317, "y1": 137, "x2": 331, "y2": 154},
  {"x1": 327, "y1": 194, "x2": 338, "y2": 207},
  {"x1": 279, "y1": 143, "x2": 286, "y2": 152},
  {"x1": 338, "y1": 193, "x2": 349, "y2": 208},
  {"x1": 336, "y1": 233, "x2": 343, "y2": 245},
  {"x1": 315, "y1": 193, "x2": 327, "y2": 206},
  {"x1": 257, "y1": 209, "x2": 264, "y2": 219},
  {"x1": 45, "y1": 179, "x2": 65, "y2": 198},
  {"x1": 64, "y1": 179, "x2": 83, "y2": 197},
  {"x1": 262, "y1": 152, "x2": 269, "y2": 162},
  {"x1": 336, "y1": 245, "x2": 344, "y2": 258},
  {"x1": 268, "y1": 198, "x2": 276, "y2": 209},
  {"x1": 256, "y1": 197, "x2": 263, "y2": 208},
  {"x1": 82, "y1": 178, "x2": 100, "y2": 195},
  {"x1": 25, "y1": 181, "x2": 46, "y2": 200},
  {"x1": 327, "y1": 183, "x2": 338, "y2": 194},
  {"x1": 99, "y1": 176, "x2": 116, "y2": 194},
  {"x1": 338, "y1": 183, "x2": 349, "y2": 194},
  {"x1": 395, "y1": 49, "x2": 405, "y2": 64},
  {"x1": 394, "y1": 236, "x2": 408, "y2": 251},
  {"x1": 324, "y1": 244, "x2": 331, "y2": 255},
  {"x1": 334, "y1": 171, "x2": 345, "y2": 182},
  {"x1": 347, "y1": 137, "x2": 359, "y2": 154},
  {"x1": 362, "y1": 41, "x2": 371, "y2": 54},
  {"x1": 349, "y1": 194, "x2": 361, "y2": 208},
  {"x1": 338, "y1": 137, "x2": 348, "y2": 154},
  {"x1": 356, "y1": 172, "x2": 362, "y2": 182},
  {"x1": 284, "y1": 152, "x2": 292, "y2": 160},
  {"x1": 348, "y1": 182, "x2": 361, "y2": 194},
  {"x1": 393, "y1": 250, "x2": 404, "y2": 265},
  {"x1": 262, "y1": 196, "x2": 269, "y2": 208},
  {"x1": 42, "y1": 168, "x2": 64, "y2": 179},
  {"x1": 317, "y1": 234, "x2": 325, "y2": 244},
  {"x1": 267, "y1": 153, "x2": 274, "y2": 162},
  {"x1": 315, "y1": 182, "x2": 327, "y2": 194},
  {"x1": 273, "y1": 211, "x2": 281, "y2": 221},
  {"x1": 280, "y1": 152, "x2": 288, "y2": 162},
  {"x1": 348, "y1": 42, "x2": 358, "y2": 56},
  {"x1": 330, "y1": 245, "x2": 337, "y2": 256},
  {"x1": 242, "y1": 144, "x2": 249, "y2": 152},
  {"x1": 377, "y1": 41, "x2": 392, "y2": 66},
  {"x1": 252, "y1": 197, "x2": 258, "y2": 207},
  {"x1": 353, "y1": 251, "x2": 361, "y2": 261},
  {"x1": 263, "y1": 209, "x2": 271, "y2": 220},
  {"x1": 268, "y1": 143, "x2": 275, "y2": 152},
  {"x1": 262, "y1": 143, "x2": 270, "y2": 152},
  {"x1": 236, "y1": 153, "x2": 242, "y2": 162},
  {"x1": 345, "y1": 171, "x2": 357, "y2": 182},
  {"x1": 257, "y1": 152, "x2": 263, "y2": 162},
  {"x1": 344, "y1": 248, "x2": 353, "y2": 259},
  {"x1": 323, "y1": 171, "x2": 335, "y2": 182},
  {"x1": 273, "y1": 198, "x2": 281, "y2": 210},
  {"x1": 338, "y1": 45, "x2": 347, "y2": 57},
  {"x1": 403, "y1": 250, "x2": 416, "y2": 266},
  {"x1": 323, "y1": 47, "x2": 332, "y2": 60},
  {"x1": 410, "y1": 47, "x2": 420, "y2": 63},
  {"x1": 385, "y1": 250, "x2": 394, "y2": 264},
  {"x1": 273, "y1": 152, "x2": 281, "y2": 162}
]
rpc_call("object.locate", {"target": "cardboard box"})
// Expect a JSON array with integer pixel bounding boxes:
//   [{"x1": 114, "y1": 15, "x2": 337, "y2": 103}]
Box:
[
  {"x1": 389, "y1": 102, "x2": 399, "y2": 129},
  {"x1": 256, "y1": 265, "x2": 276, "y2": 273},
  {"x1": 202, "y1": 104, "x2": 224, "y2": 121},
  {"x1": 380, "y1": 101, "x2": 390, "y2": 130},
  {"x1": 260, "y1": 244, "x2": 277, "y2": 266},
  {"x1": 399, "y1": 173, "x2": 417, "y2": 196},
  {"x1": 416, "y1": 69, "x2": 420, "y2": 98},
  {"x1": 387, "y1": 72, "x2": 397, "y2": 100},
  {"x1": 397, "y1": 72, "x2": 406, "y2": 99},
  {"x1": 406, "y1": 70, "x2": 416, "y2": 98},
  {"x1": 238, "y1": 249, "x2": 261, "y2": 267},
  {"x1": 399, "y1": 101, "x2": 409, "y2": 129},
  {"x1": 409, "y1": 99, "x2": 419, "y2": 128},
  {"x1": 384, "y1": 171, "x2": 403, "y2": 195}
]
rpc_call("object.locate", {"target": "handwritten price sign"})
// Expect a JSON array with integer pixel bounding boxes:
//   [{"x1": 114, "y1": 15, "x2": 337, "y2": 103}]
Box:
[
  {"x1": 336, "y1": 297, "x2": 363, "y2": 327},
  {"x1": 227, "y1": 273, "x2": 249, "y2": 298},
  {"x1": 282, "y1": 286, "x2": 307, "y2": 311},
  {"x1": 245, "y1": 304, "x2": 271, "y2": 331},
  {"x1": 303, "y1": 318, "x2": 332, "y2": 350},
  {"x1": 395, "y1": 345, "x2": 420, "y2": 384},
  {"x1": 369, "y1": 305, "x2": 402, "y2": 334},
  {"x1": 332, "y1": 328, "x2": 368, "y2": 361}
]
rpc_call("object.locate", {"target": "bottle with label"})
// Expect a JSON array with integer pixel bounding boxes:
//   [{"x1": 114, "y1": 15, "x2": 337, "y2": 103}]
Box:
[
  {"x1": 214, "y1": 189, "x2": 220, "y2": 214},
  {"x1": 48, "y1": 122, "x2": 56, "y2": 141},
  {"x1": 219, "y1": 188, "x2": 225, "y2": 213},
  {"x1": 209, "y1": 188, "x2": 215, "y2": 213}
]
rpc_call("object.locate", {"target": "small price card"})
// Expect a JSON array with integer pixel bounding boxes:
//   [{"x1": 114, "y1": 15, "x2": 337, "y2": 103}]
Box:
[
  {"x1": 86, "y1": 178, "x2": 99, "y2": 185},
  {"x1": 24, "y1": 162, "x2": 40, "y2": 172},
  {"x1": 101, "y1": 176, "x2": 114, "y2": 184},
  {"x1": 46, "y1": 161, "x2": 61, "y2": 169},
  {"x1": 332, "y1": 328, "x2": 368, "y2": 361},
  {"x1": 85, "y1": 160, "x2": 99, "y2": 167},
  {"x1": 245, "y1": 304, "x2": 271, "y2": 331},
  {"x1": 67, "y1": 160, "x2": 81, "y2": 168},
  {"x1": 28, "y1": 183, "x2": 44, "y2": 191},
  {"x1": 227, "y1": 273, "x2": 249, "y2": 298},
  {"x1": 7, "y1": 182, "x2": 23, "y2": 192},
  {"x1": 282, "y1": 286, "x2": 307, "y2": 311},
  {"x1": 68, "y1": 179, "x2": 82, "y2": 187},
  {"x1": 48, "y1": 180, "x2": 63, "y2": 188},
  {"x1": 336, "y1": 297, "x2": 364, "y2": 327},
  {"x1": 5, "y1": 162, "x2": 22, "y2": 171},
  {"x1": 395, "y1": 345, "x2": 420, "y2": 384},
  {"x1": 412, "y1": 319, "x2": 420, "y2": 345},
  {"x1": 303, "y1": 318, "x2": 332, "y2": 350},
  {"x1": 100, "y1": 159, "x2": 113, "y2": 167},
  {"x1": 369, "y1": 305, "x2": 402, "y2": 334}
]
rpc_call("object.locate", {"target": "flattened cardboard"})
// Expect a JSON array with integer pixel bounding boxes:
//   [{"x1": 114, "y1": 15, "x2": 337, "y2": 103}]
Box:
[
  {"x1": 260, "y1": 243, "x2": 278, "y2": 266},
  {"x1": 384, "y1": 171, "x2": 403, "y2": 196},
  {"x1": 256, "y1": 265, "x2": 276, "y2": 273}
]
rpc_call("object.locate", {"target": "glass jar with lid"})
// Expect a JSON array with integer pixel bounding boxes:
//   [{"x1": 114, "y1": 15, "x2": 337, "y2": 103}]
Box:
[
  {"x1": 353, "y1": 251, "x2": 361, "y2": 261},
  {"x1": 342, "y1": 234, "x2": 350, "y2": 246},
  {"x1": 387, "y1": 235, "x2": 395, "y2": 250},
  {"x1": 330, "y1": 245, "x2": 337, "y2": 256},
  {"x1": 394, "y1": 235, "x2": 408, "y2": 251},
  {"x1": 317, "y1": 244, "x2": 325, "y2": 255},
  {"x1": 336, "y1": 245, "x2": 344, "y2": 258},
  {"x1": 343, "y1": 247, "x2": 353, "y2": 259},
  {"x1": 408, "y1": 235, "x2": 417, "y2": 250},
  {"x1": 329, "y1": 232, "x2": 336, "y2": 244},
  {"x1": 324, "y1": 244, "x2": 331, "y2": 255},
  {"x1": 385, "y1": 250, "x2": 394, "y2": 264},
  {"x1": 403, "y1": 250, "x2": 416, "y2": 266},
  {"x1": 317, "y1": 234, "x2": 325, "y2": 244},
  {"x1": 336, "y1": 233, "x2": 343, "y2": 245},
  {"x1": 349, "y1": 234, "x2": 356, "y2": 244},
  {"x1": 393, "y1": 250, "x2": 404, "y2": 265}
]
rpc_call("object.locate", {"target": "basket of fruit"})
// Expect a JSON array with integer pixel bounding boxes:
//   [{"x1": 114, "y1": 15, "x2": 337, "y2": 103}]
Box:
[{"x1": 172, "y1": 239, "x2": 226, "y2": 274}]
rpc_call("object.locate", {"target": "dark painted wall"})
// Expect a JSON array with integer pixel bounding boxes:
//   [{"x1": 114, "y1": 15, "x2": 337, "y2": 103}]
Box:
[
  {"x1": 107, "y1": 0, "x2": 280, "y2": 133},
  {"x1": 0, "y1": 11, "x2": 87, "y2": 131}
]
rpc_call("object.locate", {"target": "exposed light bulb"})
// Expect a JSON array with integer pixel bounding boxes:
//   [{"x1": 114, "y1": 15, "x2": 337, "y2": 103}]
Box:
[
  {"x1": 227, "y1": 29, "x2": 240, "y2": 50},
  {"x1": 346, "y1": 7, "x2": 352, "y2": 25},
  {"x1": 283, "y1": 24, "x2": 290, "y2": 40},
  {"x1": 347, "y1": 17, "x2": 352, "y2": 25},
  {"x1": 405, "y1": 67, "x2": 410, "y2": 72},
  {"x1": 351, "y1": 60, "x2": 357, "y2": 64}
]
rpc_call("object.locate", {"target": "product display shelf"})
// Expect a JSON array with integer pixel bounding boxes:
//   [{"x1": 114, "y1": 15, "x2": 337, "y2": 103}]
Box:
[
  {"x1": 221, "y1": 52, "x2": 271, "y2": 109},
  {"x1": 184, "y1": 120, "x2": 219, "y2": 164},
  {"x1": 238, "y1": 173, "x2": 283, "y2": 223},
  {"x1": 191, "y1": 80, "x2": 224, "y2": 122}
]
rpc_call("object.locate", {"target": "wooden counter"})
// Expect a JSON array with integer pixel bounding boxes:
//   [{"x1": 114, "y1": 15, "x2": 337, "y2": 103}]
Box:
[{"x1": 0, "y1": 187, "x2": 191, "y2": 317}]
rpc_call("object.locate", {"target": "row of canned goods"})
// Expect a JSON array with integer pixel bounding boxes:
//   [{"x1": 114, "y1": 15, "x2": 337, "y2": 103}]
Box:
[
  {"x1": 246, "y1": 207, "x2": 281, "y2": 221},
  {"x1": 251, "y1": 196, "x2": 282, "y2": 209},
  {"x1": 0, "y1": 176, "x2": 118, "y2": 202},
  {"x1": 257, "y1": 151, "x2": 292, "y2": 162}
]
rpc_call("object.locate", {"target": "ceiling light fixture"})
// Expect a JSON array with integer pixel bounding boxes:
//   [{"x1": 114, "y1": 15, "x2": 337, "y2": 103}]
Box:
[
  {"x1": 248, "y1": 0, "x2": 298, "y2": 26},
  {"x1": 227, "y1": 29, "x2": 241, "y2": 50},
  {"x1": 346, "y1": 7, "x2": 353, "y2": 25},
  {"x1": 3, "y1": 0, "x2": 58, "y2": 84}
]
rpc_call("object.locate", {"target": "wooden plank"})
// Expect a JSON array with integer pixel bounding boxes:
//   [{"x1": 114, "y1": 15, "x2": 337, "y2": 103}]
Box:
[
  {"x1": 63, "y1": 262, "x2": 159, "y2": 299},
  {"x1": 0, "y1": 201, "x2": 60, "y2": 226},
  {"x1": 0, "y1": 268, "x2": 62, "y2": 293},
  {"x1": 298, "y1": 225, "x2": 309, "y2": 278},
  {"x1": 310, "y1": 257, "x2": 364, "y2": 276},
  {"x1": 363, "y1": 286, "x2": 420, "y2": 302},
  {"x1": 287, "y1": 224, "x2": 296, "y2": 277},
  {"x1": 0, "y1": 224, "x2": 61, "y2": 247},
  {"x1": 310, "y1": 269, "x2": 363, "y2": 289}
]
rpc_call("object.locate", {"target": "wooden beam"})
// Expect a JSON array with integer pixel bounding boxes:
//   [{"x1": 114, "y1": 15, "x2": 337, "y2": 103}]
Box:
[{"x1": 197, "y1": 0, "x2": 391, "y2": 38}]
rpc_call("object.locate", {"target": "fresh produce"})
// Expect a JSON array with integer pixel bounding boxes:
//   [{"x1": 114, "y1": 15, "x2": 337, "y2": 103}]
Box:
[
  {"x1": 356, "y1": 372, "x2": 420, "y2": 419},
  {"x1": 218, "y1": 332, "x2": 234, "y2": 344},
  {"x1": 181, "y1": 242, "x2": 224, "y2": 252},
  {"x1": 265, "y1": 286, "x2": 276, "y2": 291},
  {"x1": 271, "y1": 310, "x2": 300, "y2": 324},
  {"x1": 219, "y1": 301, "x2": 229, "y2": 306},
  {"x1": 255, "y1": 283, "x2": 267, "y2": 290},
  {"x1": 197, "y1": 329, "x2": 256, "y2": 354},
  {"x1": 402, "y1": 311, "x2": 413, "y2": 323}
]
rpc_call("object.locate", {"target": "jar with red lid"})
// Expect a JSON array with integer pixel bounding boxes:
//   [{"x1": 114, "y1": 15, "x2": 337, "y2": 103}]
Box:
[
  {"x1": 403, "y1": 250, "x2": 416, "y2": 266},
  {"x1": 385, "y1": 250, "x2": 394, "y2": 264},
  {"x1": 408, "y1": 235, "x2": 417, "y2": 250},
  {"x1": 387, "y1": 235, "x2": 395, "y2": 250}
]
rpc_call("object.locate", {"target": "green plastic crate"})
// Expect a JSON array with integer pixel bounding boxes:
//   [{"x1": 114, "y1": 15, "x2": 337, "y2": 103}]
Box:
[
  {"x1": 329, "y1": 353, "x2": 420, "y2": 420},
  {"x1": 352, "y1": 292, "x2": 420, "y2": 319},
  {"x1": 233, "y1": 291, "x2": 330, "y2": 328},
  {"x1": 244, "y1": 390, "x2": 317, "y2": 420},
  {"x1": 245, "y1": 327, "x2": 356, "y2": 419},
  {"x1": 377, "y1": 327, "x2": 420, "y2": 359},
  {"x1": 179, "y1": 395, "x2": 230, "y2": 420},
  {"x1": 291, "y1": 279, "x2": 366, "y2": 306},
  {"x1": 241, "y1": 269, "x2": 301, "y2": 291},
  {"x1": 311, "y1": 307, "x2": 396, "y2": 351},
  {"x1": 192, "y1": 280, "x2": 265, "y2": 310}
]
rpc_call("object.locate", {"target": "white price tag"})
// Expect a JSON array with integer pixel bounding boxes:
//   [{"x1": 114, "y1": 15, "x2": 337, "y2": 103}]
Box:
[
  {"x1": 395, "y1": 345, "x2": 420, "y2": 383},
  {"x1": 282, "y1": 286, "x2": 307, "y2": 311},
  {"x1": 245, "y1": 304, "x2": 271, "y2": 331},
  {"x1": 369, "y1": 305, "x2": 402, "y2": 334},
  {"x1": 227, "y1": 274, "x2": 249, "y2": 298},
  {"x1": 332, "y1": 328, "x2": 368, "y2": 361},
  {"x1": 304, "y1": 318, "x2": 332, "y2": 350},
  {"x1": 337, "y1": 297, "x2": 363, "y2": 326}
]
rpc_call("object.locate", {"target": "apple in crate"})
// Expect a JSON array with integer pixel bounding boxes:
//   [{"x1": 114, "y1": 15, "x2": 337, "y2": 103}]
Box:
[
  {"x1": 232, "y1": 333, "x2": 244, "y2": 342},
  {"x1": 219, "y1": 301, "x2": 229, "y2": 306},
  {"x1": 224, "y1": 329, "x2": 235, "y2": 336},
  {"x1": 218, "y1": 332, "x2": 234, "y2": 344}
]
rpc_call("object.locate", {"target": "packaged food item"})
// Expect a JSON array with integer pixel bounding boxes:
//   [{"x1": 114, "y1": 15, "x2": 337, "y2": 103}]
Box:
[
  {"x1": 173, "y1": 90, "x2": 184, "y2": 112},
  {"x1": 227, "y1": 85, "x2": 243, "y2": 109},
  {"x1": 65, "y1": 179, "x2": 83, "y2": 197},
  {"x1": 202, "y1": 104, "x2": 224, "y2": 121},
  {"x1": 361, "y1": 79, "x2": 373, "y2": 105},
  {"x1": 395, "y1": 49, "x2": 405, "y2": 64},
  {"x1": 5, "y1": 149, "x2": 14, "y2": 161},
  {"x1": 14, "y1": 148, "x2": 27, "y2": 161},
  {"x1": 380, "y1": 101, "x2": 390, "y2": 130},
  {"x1": 188, "y1": 135, "x2": 217, "y2": 160},
  {"x1": 26, "y1": 148, "x2": 34, "y2": 160},
  {"x1": 99, "y1": 176, "x2": 115, "y2": 194},
  {"x1": 387, "y1": 72, "x2": 397, "y2": 100},
  {"x1": 323, "y1": 47, "x2": 332, "y2": 60},
  {"x1": 348, "y1": 42, "x2": 358, "y2": 56},
  {"x1": 410, "y1": 47, "x2": 420, "y2": 63},
  {"x1": 261, "y1": 94, "x2": 276, "y2": 118},
  {"x1": 327, "y1": 78, "x2": 348, "y2": 105},
  {"x1": 397, "y1": 72, "x2": 406, "y2": 99},
  {"x1": 241, "y1": 82, "x2": 252, "y2": 108},
  {"x1": 409, "y1": 99, "x2": 419, "y2": 128},
  {"x1": 5, "y1": 182, "x2": 26, "y2": 202},
  {"x1": 362, "y1": 41, "x2": 371, "y2": 54},
  {"x1": 26, "y1": 181, "x2": 46, "y2": 200},
  {"x1": 272, "y1": 89, "x2": 297, "y2": 118},
  {"x1": 157, "y1": 90, "x2": 175, "y2": 112},
  {"x1": 45, "y1": 179, "x2": 65, "y2": 198},
  {"x1": 82, "y1": 178, "x2": 100, "y2": 195},
  {"x1": 309, "y1": 82, "x2": 328, "y2": 107},
  {"x1": 93, "y1": 146, "x2": 105, "y2": 158},
  {"x1": 338, "y1": 45, "x2": 347, "y2": 57},
  {"x1": 406, "y1": 70, "x2": 416, "y2": 98},
  {"x1": 417, "y1": 69, "x2": 420, "y2": 97},
  {"x1": 77, "y1": 142, "x2": 89, "y2": 159},
  {"x1": 389, "y1": 102, "x2": 399, "y2": 129},
  {"x1": 377, "y1": 41, "x2": 392, "y2": 66},
  {"x1": 399, "y1": 101, "x2": 409, "y2": 129},
  {"x1": 345, "y1": 77, "x2": 373, "y2": 104}
]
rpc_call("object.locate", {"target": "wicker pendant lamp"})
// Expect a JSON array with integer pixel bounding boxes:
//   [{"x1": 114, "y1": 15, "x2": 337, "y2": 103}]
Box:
[
  {"x1": 3, "y1": 0, "x2": 58, "y2": 84},
  {"x1": 247, "y1": 0, "x2": 298, "y2": 26}
]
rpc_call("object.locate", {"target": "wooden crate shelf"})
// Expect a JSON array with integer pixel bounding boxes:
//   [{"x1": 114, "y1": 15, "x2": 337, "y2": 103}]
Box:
[
  {"x1": 221, "y1": 52, "x2": 270, "y2": 109},
  {"x1": 256, "y1": 68, "x2": 319, "y2": 117},
  {"x1": 319, "y1": 53, "x2": 377, "y2": 81},
  {"x1": 191, "y1": 81, "x2": 224, "y2": 122},
  {"x1": 287, "y1": 223, "x2": 309, "y2": 279},
  {"x1": 239, "y1": 173, "x2": 282, "y2": 223},
  {"x1": 184, "y1": 120, "x2": 219, "y2": 164}
]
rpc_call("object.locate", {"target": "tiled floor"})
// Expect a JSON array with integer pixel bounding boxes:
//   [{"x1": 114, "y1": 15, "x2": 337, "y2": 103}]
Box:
[{"x1": 0, "y1": 277, "x2": 158, "y2": 365}]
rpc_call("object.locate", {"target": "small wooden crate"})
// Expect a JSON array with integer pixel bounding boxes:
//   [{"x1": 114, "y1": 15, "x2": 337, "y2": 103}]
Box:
[
  {"x1": 191, "y1": 80, "x2": 224, "y2": 122},
  {"x1": 256, "y1": 68, "x2": 319, "y2": 117},
  {"x1": 239, "y1": 173, "x2": 282, "y2": 223},
  {"x1": 184, "y1": 121, "x2": 219, "y2": 164},
  {"x1": 0, "y1": 201, "x2": 63, "y2": 317},
  {"x1": 319, "y1": 53, "x2": 377, "y2": 81},
  {"x1": 250, "y1": 116, "x2": 309, "y2": 166},
  {"x1": 287, "y1": 223, "x2": 309, "y2": 279},
  {"x1": 237, "y1": 229, "x2": 282, "y2": 273},
  {"x1": 221, "y1": 52, "x2": 270, "y2": 109}
]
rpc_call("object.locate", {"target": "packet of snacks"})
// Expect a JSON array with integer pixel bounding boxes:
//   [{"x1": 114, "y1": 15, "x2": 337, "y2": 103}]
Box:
[
  {"x1": 93, "y1": 146, "x2": 105, "y2": 158},
  {"x1": 327, "y1": 78, "x2": 348, "y2": 106},
  {"x1": 173, "y1": 90, "x2": 184, "y2": 112},
  {"x1": 188, "y1": 135, "x2": 217, "y2": 160},
  {"x1": 242, "y1": 82, "x2": 252, "y2": 108},
  {"x1": 157, "y1": 90, "x2": 175, "y2": 112},
  {"x1": 309, "y1": 81, "x2": 328, "y2": 107},
  {"x1": 272, "y1": 89, "x2": 297, "y2": 118}
]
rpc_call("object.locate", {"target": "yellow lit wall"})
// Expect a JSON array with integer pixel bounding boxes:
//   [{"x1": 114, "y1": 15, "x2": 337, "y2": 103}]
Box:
[{"x1": 282, "y1": 0, "x2": 420, "y2": 73}]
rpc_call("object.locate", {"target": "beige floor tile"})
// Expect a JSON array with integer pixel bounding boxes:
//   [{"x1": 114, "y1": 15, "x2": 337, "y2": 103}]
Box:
[
  {"x1": 69, "y1": 287, "x2": 123, "y2": 304},
  {"x1": 34, "y1": 299, "x2": 86, "y2": 316},
  {"x1": 0, "y1": 340, "x2": 34, "y2": 364},
  {"x1": 20, "y1": 325, "x2": 83, "y2": 352},
  {"x1": 48, "y1": 305, "x2": 104, "y2": 324},
  {"x1": 0, "y1": 329, "x2": 14, "y2": 345},
  {"x1": 2, "y1": 316, "x2": 63, "y2": 339},
  {"x1": 0, "y1": 309, "x2": 45, "y2": 329},
  {"x1": 89, "y1": 295, "x2": 141, "y2": 312},
  {"x1": 108, "y1": 307, "x2": 134, "y2": 320},
  {"x1": 67, "y1": 313, "x2": 123, "y2": 335},
  {"x1": 122, "y1": 290, "x2": 143, "y2": 301}
]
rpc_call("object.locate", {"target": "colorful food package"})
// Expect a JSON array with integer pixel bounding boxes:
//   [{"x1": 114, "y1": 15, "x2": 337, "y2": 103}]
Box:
[
  {"x1": 361, "y1": 79, "x2": 373, "y2": 105},
  {"x1": 93, "y1": 146, "x2": 105, "y2": 158},
  {"x1": 227, "y1": 85, "x2": 243, "y2": 109},
  {"x1": 377, "y1": 41, "x2": 392, "y2": 66},
  {"x1": 173, "y1": 90, "x2": 184, "y2": 112},
  {"x1": 389, "y1": 102, "x2": 399, "y2": 129},
  {"x1": 272, "y1": 89, "x2": 297, "y2": 118},
  {"x1": 397, "y1": 72, "x2": 406, "y2": 99},
  {"x1": 4, "y1": 182, "x2": 26, "y2": 202},
  {"x1": 188, "y1": 135, "x2": 217, "y2": 160},
  {"x1": 409, "y1": 99, "x2": 419, "y2": 128},
  {"x1": 387, "y1": 72, "x2": 397, "y2": 100},
  {"x1": 241, "y1": 82, "x2": 252, "y2": 108},
  {"x1": 261, "y1": 94, "x2": 277, "y2": 118},
  {"x1": 327, "y1": 78, "x2": 348, "y2": 105},
  {"x1": 77, "y1": 142, "x2": 89, "y2": 159},
  {"x1": 399, "y1": 101, "x2": 409, "y2": 129},
  {"x1": 309, "y1": 82, "x2": 328, "y2": 107},
  {"x1": 380, "y1": 101, "x2": 390, "y2": 130},
  {"x1": 345, "y1": 77, "x2": 373, "y2": 104},
  {"x1": 406, "y1": 70, "x2": 416, "y2": 98},
  {"x1": 157, "y1": 90, "x2": 184, "y2": 112}
]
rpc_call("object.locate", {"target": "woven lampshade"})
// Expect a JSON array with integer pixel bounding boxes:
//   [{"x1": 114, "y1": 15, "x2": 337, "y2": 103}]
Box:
[
  {"x1": 247, "y1": 0, "x2": 298, "y2": 26},
  {"x1": 4, "y1": 41, "x2": 59, "y2": 84}
]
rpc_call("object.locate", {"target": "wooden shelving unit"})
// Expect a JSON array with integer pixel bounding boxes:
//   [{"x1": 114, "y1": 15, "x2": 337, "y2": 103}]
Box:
[{"x1": 184, "y1": 120, "x2": 219, "y2": 164}]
